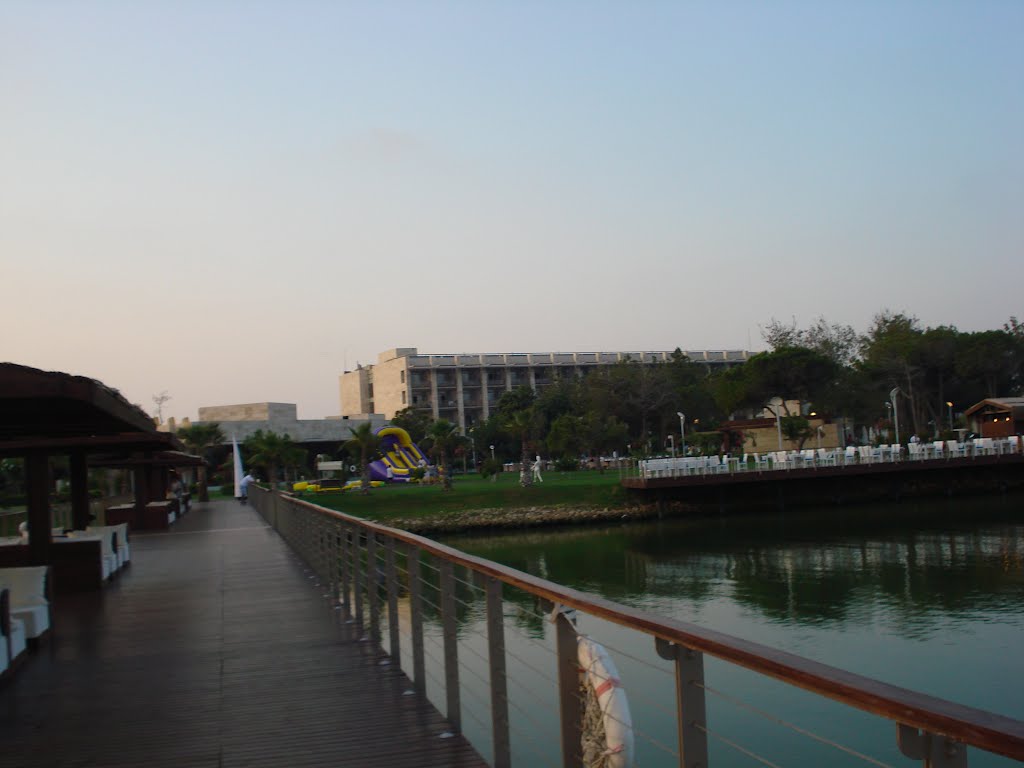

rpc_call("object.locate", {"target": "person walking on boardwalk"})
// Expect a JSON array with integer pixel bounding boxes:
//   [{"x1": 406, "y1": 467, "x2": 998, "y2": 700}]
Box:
[{"x1": 239, "y1": 470, "x2": 256, "y2": 504}]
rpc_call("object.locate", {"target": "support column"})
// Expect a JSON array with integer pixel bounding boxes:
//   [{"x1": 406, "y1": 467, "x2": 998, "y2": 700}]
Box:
[
  {"x1": 25, "y1": 452, "x2": 51, "y2": 566},
  {"x1": 480, "y1": 368, "x2": 490, "y2": 419},
  {"x1": 430, "y1": 370, "x2": 440, "y2": 420},
  {"x1": 455, "y1": 370, "x2": 465, "y2": 432},
  {"x1": 133, "y1": 462, "x2": 149, "y2": 512},
  {"x1": 69, "y1": 449, "x2": 90, "y2": 530}
]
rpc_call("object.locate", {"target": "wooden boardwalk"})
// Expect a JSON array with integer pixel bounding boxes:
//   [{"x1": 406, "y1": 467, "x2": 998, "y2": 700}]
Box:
[{"x1": 0, "y1": 501, "x2": 486, "y2": 768}]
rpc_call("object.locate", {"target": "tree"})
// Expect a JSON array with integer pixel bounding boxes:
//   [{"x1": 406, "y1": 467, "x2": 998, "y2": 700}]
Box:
[
  {"x1": 422, "y1": 419, "x2": 463, "y2": 491},
  {"x1": 390, "y1": 408, "x2": 432, "y2": 444},
  {"x1": 244, "y1": 430, "x2": 306, "y2": 489},
  {"x1": 152, "y1": 391, "x2": 172, "y2": 423},
  {"x1": 177, "y1": 423, "x2": 225, "y2": 502},
  {"x1": 505, "y1": 407, "x2": 540, "y2": 487},
  {"x1": 344, "y1": 423, "x2": 381, "y2": 495},
  {"x1": 780, "y1": 415, "x2": 814, "y2": 450},
  {"x1": 763, "y1": 316, "x2": 859, "y2": 366}
]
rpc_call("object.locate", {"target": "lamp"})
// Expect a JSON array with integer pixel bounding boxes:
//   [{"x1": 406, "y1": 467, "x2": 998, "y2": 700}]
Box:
[
  {"x1": 677, "y1": 412, "x2": 686, "y2": 456},
  {"x1": 946, "y1": 401, "x2": 953, "y2": 430}
]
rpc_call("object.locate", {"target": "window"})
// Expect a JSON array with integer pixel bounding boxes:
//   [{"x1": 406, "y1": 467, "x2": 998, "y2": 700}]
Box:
[
  {"x1": 400, "y1": 370, "x2": 406, "y2": 384},
  {"x1": 401, "y1": 392, "x2": 406, "y2": 404}
]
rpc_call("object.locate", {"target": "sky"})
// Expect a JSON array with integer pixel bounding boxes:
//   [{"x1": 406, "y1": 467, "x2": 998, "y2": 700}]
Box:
[{"x1": 2, "y1": 1, "x2": 1021, "y2": 421}]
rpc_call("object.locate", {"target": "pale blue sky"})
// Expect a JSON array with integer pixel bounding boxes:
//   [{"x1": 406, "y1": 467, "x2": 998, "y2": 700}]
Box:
[{"x1": 2, "y1": 1, "x2": 1021, "y2": 419}]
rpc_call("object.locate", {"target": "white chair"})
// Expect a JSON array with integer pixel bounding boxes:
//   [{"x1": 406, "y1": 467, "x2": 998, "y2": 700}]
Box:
[
  {"x1": 843, "y1": 446, "x2": 858, "y2": 465},
  {"x1": 88, "y1": 523, "x2": 130, "y2": 568},
  {"x1": 945, "y1": 440, "x2": 965, "y2": 459},
  {"x1": 756, "y1": 453, "x2": 772, "y2": 472},
  {"x1": 0, "y1": 566, "x2": 51, "y2": 643},
  {"x1": 817, "y1": 448, "x2": 837, "y2": 467},
  {"x1": 66, "y1": 531, "x2": 116, "y2": 580},
  {"x1": 1, "y1": 589, "x2": 28, "y2": 670}
]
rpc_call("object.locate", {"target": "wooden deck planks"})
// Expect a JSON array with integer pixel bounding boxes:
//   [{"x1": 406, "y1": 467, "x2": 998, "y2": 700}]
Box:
[{"x1": 0, "y1": 501, "x2": 486, "y2": 768}]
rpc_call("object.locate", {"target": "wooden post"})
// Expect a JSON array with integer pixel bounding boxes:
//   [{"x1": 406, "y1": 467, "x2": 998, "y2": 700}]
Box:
[
  {"x1": 656, "y1": 638, "x2": 708, "y2": 768},
  {"x1": 25, "y1": 451, "x2": 51, "y2": 566},
  {"x1": 69, "y1": 449, "x2": 90, "y2": 530},
  {"x1": 484, "y1": 575, "x2": 511, "y2": 768},
  {"x1": 406, "y1": 546, "x2": 425, "y2": 696},
  {"x1": 440, "y1": 559, "x2": 461, "y2": 731},
  {"x1": 556, "y1": 608, "x2": 582, "y2": 768},
  {"x1": 385, "y1": 539, "x2": 400, "y2": 661}
]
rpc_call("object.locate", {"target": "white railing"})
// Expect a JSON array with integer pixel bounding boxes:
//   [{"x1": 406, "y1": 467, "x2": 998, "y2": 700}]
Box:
[{"x1": 638, "y1": 437, "x2": 1021, "y2": 480}]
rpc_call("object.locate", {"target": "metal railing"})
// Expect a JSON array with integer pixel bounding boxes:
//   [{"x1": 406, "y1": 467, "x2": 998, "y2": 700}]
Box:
[{"x1": 249, "y1": 485, "x2": 1024, "y2": 767}]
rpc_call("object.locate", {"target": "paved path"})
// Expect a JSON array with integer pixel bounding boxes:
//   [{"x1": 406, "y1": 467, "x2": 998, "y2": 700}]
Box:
[{"x1": 0, "y1": 501, "x2": 485, "y2": 768}]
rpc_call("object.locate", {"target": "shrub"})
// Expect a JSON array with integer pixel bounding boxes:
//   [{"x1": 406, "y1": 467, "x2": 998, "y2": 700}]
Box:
[
  {"x1": 555, "y1": 456, "x2": 579, "y2": 471},
  {"x1": 479, "y1": 458, "x2": 503, "y2": 479}
]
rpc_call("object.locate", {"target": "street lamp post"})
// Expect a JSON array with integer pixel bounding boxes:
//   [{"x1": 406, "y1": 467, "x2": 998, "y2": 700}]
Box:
[
  {"x1": 890, "y1": 388, "x2": 901, "y2": 444},
  {"x1": 946, "y1": 401, "x2": 954, "y2": 431},
  {"x1": 767, "y1": 403, "x2": 783, "y2": 450},
  {"x1": 677, "y1": 412, "x2": 686, "y2": 456},
  {"x1": 667, "y1": 434, "x2": 675, "y2": 457},
  {"x1": 489, "y1": 444, "x2": 495, "y2": 461}
]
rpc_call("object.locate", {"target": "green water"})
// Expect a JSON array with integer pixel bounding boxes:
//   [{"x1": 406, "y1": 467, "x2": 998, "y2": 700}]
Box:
[{"x1": 437, "y1": 493, "x2": 1024, "y2": 767}]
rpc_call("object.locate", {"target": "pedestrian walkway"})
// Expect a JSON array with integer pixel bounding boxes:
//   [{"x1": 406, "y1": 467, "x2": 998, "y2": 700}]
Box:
[{"x1": 0, "y1": 500, "x2": 485, "y2": 768}]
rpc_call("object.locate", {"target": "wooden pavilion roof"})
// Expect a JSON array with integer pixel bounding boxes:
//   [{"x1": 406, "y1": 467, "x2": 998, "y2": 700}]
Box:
[
  {"x1": 963, "y1": 397, "x2": 1024, "y2": 420},
  {"x1": 0, "y1": 363, "x2": 183, "y2": 456}
]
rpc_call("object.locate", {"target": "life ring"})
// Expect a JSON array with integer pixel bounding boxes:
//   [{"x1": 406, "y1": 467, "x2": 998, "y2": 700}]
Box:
[{"x1": 577, "y1": 635, "x2": 634, "y2": 768}]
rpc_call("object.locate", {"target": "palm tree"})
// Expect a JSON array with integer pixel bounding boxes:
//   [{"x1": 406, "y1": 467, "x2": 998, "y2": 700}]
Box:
[
  {"x1": 422, "y1": 419, "x2": 463, "y2": 491},
  {"x1": 345, "y1": 423, "x2": 381, "y2": 495},
  {"x1": 505, "y1": 408, "x2": 538, "y2": 487},
  {"x1": 244, "y1": 430, "x2": 306, "y2": 490},
  {"x1": 176, "y1": 423, "x2": 225, "y2": 502}
]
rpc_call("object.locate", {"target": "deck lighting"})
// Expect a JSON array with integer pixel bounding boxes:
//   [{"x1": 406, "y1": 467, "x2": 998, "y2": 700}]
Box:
[{"x1": 946, "y1": 401, "x2": 954, "y2": 430}]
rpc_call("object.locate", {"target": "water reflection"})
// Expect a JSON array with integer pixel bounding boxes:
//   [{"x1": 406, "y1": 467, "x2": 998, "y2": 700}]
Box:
[
  {"x1": 445, "y1": 496, "x2": 1024, "y2": 632},
  {"x1": 443, "y1": 492, "x2": 1024, "y2": 733}
]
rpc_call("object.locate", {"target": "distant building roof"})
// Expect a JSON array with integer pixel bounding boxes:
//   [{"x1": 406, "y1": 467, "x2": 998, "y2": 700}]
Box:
[{"x1": 964, "y1": 398, "x2": 1024, "y2": 419}]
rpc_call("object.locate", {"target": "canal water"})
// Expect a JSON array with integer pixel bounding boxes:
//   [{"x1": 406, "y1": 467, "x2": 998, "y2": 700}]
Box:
[{"x1": 431, "y1": 492, "x2": 1024, "y2": 767}]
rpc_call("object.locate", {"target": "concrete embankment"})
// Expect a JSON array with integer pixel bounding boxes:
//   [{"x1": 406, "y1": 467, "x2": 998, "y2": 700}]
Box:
[{"x1": 385, "y1": 502, "x2": 685, "y2": 535}]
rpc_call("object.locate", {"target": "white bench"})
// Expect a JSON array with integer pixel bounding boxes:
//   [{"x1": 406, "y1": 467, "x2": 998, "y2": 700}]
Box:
[{"x1": 0, "y1": 566, "x2": 52, "y2": 644}]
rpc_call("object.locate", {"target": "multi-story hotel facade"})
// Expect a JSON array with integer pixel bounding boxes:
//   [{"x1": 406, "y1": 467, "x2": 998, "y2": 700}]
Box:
[{"x1": 340, "y1": 347, "x2": 751, "y2": 432}]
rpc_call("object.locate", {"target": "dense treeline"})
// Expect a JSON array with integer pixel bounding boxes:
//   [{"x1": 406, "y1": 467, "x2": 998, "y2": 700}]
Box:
[{"x1": 393, "y1": 312, "x2": 1024, "y2": 465}]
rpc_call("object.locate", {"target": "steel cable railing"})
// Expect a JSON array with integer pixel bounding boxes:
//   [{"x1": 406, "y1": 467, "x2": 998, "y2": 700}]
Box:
[{"x1": 250, "y1": 487, "x2": 1024, "y2": 768}]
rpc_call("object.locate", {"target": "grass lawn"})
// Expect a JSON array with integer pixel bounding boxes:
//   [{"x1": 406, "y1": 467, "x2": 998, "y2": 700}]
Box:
[{"x1": 303, "y1": 470, "x2": 629, "y2": 523}]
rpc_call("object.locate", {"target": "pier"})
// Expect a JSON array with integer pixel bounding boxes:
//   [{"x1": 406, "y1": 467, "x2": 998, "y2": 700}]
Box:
[{"x1": 0, "y1": 501, "x2": 484, "y2": 768}]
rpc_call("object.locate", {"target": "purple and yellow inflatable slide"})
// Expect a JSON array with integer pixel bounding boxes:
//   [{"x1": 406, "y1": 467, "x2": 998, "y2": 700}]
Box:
[{"x1": 369, "y1": 426, "x2": 431, "y2": 482}]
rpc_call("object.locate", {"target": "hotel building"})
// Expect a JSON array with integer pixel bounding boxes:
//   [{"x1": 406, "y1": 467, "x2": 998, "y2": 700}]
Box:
[{"x1": 340, "y1": 347, "x2": 750, "y2": 431}]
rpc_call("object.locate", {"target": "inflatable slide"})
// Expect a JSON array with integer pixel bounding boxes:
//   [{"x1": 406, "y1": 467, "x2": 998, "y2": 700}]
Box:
[{"x1": 369, "y1": 426, "x2": 430, "y2": 482}]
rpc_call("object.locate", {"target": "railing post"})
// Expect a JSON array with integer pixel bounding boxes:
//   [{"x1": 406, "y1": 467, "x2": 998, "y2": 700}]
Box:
[
  {"x1": 385, "y1": 538, "x2": 400, "y2": 662},
  {"x1": 656, "y1": 638, "x2": 708, "y2": 768},
  {"x1": 353, "y1": 531, "x2": 364, "y2": 630},
  {"x1": 367, "y1": 532, "x2": 380, "y2": 644},
  {"x1": 897, "y1": 724, "x2": 968, "y2": 767},
  {"x1": 339, "y1": 527, "x2": 351, "y2": 618},
  {"x1": 440, "y1": 559, "x2": 461, "y2": 732},
  {"x1": 406, "y1": 545, "x2": 426, "y2": 696},
  {"x1": 480, "y1": 573, "x2": 511, "y2": 768},
  {"x1": 555, "y1": 606, "x2": 583, "y2": 768}
]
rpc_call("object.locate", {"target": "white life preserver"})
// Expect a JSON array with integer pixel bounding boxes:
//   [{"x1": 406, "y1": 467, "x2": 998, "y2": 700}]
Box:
[{"x1": 577, "y1": 635, "x2": 635, "y2": 768}]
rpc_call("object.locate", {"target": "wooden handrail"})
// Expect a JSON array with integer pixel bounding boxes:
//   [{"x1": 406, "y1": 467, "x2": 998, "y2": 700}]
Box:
[{"x1": 263, "y1": 488, "x2": 1024, "y2": 761}]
